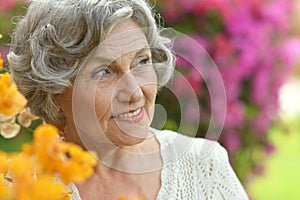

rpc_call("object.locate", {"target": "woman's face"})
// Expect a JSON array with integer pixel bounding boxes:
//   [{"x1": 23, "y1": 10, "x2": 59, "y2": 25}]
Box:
[{"x1": 57, "y1": 19, "x2": 157, "y2": 148}]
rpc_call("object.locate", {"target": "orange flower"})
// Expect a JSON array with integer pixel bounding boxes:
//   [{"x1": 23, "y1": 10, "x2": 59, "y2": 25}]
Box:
[
  {"x1": 0, "y1": 72, "x2": 27, "y2": 116},
  {"x1": 0, "y1": 72, "x2": 10, "y2": 96},
  {"x1": 0, "y1": 152, "x2": 10, "y2": 175},
  {"x1": 0, "y1": 53, "x2": 3, "y2": 70},
  {"x1": 23, "y1": 124, "x2": 98, "y2": 183},
  {"x1": 0, "y1": 174, "x2": 12, "y2": 200},
  {"x1": 0, "y1": 123, "x2": 98, "y2": 199},
  {"x1": 56, "y1": 143, "x2": 98, "y2": 183},
  {"x1": 14, "y1": 174, "x2": 71, "y2": 200},
  {"x1": 9, "y1": 153, "x2": 37, "y2": 181},
  {"x1": 9, "y1": 143, "x2": 72, "y2": 200},
  {"x1": 23, "y1": 124, "x2": 60, "y2": 169}
]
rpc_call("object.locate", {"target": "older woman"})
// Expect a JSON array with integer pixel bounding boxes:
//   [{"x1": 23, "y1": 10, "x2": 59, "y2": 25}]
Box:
[{"x1": 8, "y1": 0, "x2": 248, "y2": 199}]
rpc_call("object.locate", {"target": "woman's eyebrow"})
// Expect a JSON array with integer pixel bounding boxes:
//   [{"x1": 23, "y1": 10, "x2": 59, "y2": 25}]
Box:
[
  {"x1": 134, "y1": 47, "x2": 151, "y2": 57},
  {"x1": 92, "y1": 46, "x2": 151, "y2": 64}
]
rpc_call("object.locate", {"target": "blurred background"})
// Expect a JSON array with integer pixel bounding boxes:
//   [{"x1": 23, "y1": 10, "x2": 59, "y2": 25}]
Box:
[{"x1": 0, "y1": 0, "x2": 299, "y2": 199}]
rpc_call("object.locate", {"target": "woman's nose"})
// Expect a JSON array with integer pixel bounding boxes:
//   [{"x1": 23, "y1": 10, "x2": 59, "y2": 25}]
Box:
[{"x1": 116, "y1": 72, "x2": 143, "y2": 103}]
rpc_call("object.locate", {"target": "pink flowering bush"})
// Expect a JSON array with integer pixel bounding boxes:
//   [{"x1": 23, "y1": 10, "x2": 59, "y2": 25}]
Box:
[
  {"x1": 1, "y1": 0, "x2": 300, "y2": 185},
  {"x1": 156, "y1": 0, "x2": 300, "y2": 181},
  {"x1": 0, "y1": 0, "x2": 22, "y2": 11},
  {"x1": 0, "y1": 0, "x2": 25, "y2": 61}
]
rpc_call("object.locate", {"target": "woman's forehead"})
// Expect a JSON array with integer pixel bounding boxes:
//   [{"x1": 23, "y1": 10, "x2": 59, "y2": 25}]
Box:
[
  {"x1": 109, "y1": 18, "x2": 143, "y2": 36},
  {"x1": 77, "y1": 19, "x2": 151, "y2": 76},
  {"x1": 92, "y1": 19, "x2": 150, "y2": 61}
]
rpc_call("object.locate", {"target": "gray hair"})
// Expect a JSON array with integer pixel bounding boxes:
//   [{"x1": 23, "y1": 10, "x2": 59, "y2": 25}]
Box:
[{"x1": 8, "y1": 0, "x2": 175, "y2": 125}]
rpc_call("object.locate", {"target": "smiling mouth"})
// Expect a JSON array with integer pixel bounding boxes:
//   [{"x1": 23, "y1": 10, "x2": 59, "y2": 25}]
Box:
[
  {"x1": 113, "y1": 107, "x2": 143, "y2": 122},
  {"x1": 117, "y1": 108, "x2": 141, "y2": 118}
]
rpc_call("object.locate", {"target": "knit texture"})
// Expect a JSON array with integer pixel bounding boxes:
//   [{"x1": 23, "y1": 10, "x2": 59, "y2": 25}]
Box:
[{"x1": 70, "y1": 129, "x2": 249, "y2": 200}]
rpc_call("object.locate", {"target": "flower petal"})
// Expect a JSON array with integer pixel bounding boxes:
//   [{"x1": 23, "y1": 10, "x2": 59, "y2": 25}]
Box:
[{"x1": 0, "y1": 122, "x2": 21, "y2": 138}]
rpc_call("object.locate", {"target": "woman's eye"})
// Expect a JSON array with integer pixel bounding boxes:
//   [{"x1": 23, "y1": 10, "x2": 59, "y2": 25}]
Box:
[
  {"x1": 136, "y1": 56, "x2": 152, "y2": 67},
  {"x1": 90, "y1": 66, "x2": 112, "y2": 79}
]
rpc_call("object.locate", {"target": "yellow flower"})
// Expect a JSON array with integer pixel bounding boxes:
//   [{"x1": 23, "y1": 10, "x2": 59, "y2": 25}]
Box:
[
  {"x1": 14, "y1": 174, "x2": 70, "y2": 200},
  {"x1": 0, "y1": 123, "x2": 97, "y2": 199},
  {"x1": 0, "y1": 122, "x2": 21, "y2": 139},
  {"x1": 0, "y1": 174, "x2": 12, "y2": 200},
  {"x1": 17, "y1": 107, "x2": 38, "y2": 127},
  {"x1": 0, "y1": 53, "x2": 3, "y2": 70},
  {"x1": 7, "y1": 152, "x2": 72, "y2": 200},
  {"x1": 0, "y1": 72, "x2": 10, "y2": 96},
  {"x1": 9, "y1": 153, "x2": 71, "y2": 200},
  {"x1": 56, "y1": 143, "x2": 98, "y2": 183},
  {"x1": 0, "y1": 72, "x2": 27, "y2": 116},
  {"x1": 23, "y1": 124, "x2": 98, "y2": 183},
  {"x1": 22, "y1": 124, "x2": 61, "y2": 171},
  {"x1": 0, "y1": 152, "x2": 9, "y2": 175},
  {"x1": 9, "y1": 154, "x2": 36, "y2": 181},
  {"x1": 0, "y1": 111, "x2": 21, "y2": 138}
]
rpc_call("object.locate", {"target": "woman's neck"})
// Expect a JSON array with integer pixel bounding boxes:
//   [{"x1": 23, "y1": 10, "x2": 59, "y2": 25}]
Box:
[{"x1": 99, "y1": 132, "x2": 162, "y2": 173}]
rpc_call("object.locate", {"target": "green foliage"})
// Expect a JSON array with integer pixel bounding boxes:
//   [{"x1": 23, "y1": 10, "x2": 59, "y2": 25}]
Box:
[
  {"x1": 0, "y1": 2, "x2": 26, "y2": 46},
  {"x1": 248, "y1": 116, "x2": 300, "y2": 200},
  {"x1": 0, "y1": 119, "x2": 42, "y2": 152}
]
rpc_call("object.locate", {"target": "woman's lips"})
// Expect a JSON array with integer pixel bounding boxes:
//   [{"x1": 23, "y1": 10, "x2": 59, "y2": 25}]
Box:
[{"x1": 113, "y1": 107, "x2": 144, "y2": 123}]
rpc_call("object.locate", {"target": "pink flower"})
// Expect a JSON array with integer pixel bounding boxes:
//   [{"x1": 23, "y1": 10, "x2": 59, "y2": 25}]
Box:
[
  {"x1": 0, "y1": 47, "x2": 9, "y2": 61},
  {"x1": 159, "y1": 0, "x2": 181, "y2": 22},
  {"x1": 172, "y1": 75, "x2": 196, "y2": 97},
  {"x1": 252, "y1": 102, "x2": 278, "y2": 137},
  {"x1": 221, "y1": 69, "x2": 241, "y2": 102},
  {"x1": 176, "y1": 55, "x2": 190, "y2": 68},
  {"x1": 157, "y1": 0, "x2": 299, "y2": 182},
  {"x1": 178, "y1": 0, "x2": 232, "y2": 18},
  {"x1": 212, "y1": 34, "x2": 236, "y2": 69},
  {"x1": 222, "y1": 131, "x2": 241, "y2": 152},
  {"x1": 261, "y1": 0, "x2": 292, "y2": 30},
  {"x1": 280, "y1": 38, "x2": 300, "y2": 67},
  {"x1": 224, "y1": 101, "x2": 245, "y2": 129},
  {"x1": 252, "y1": 67, "x2": 273, "y2": 105},
  {"x1": 265, "y1": 143, "x2": 276, "y2": 154},
  {"x1": 0, "y1": 0, "x2": 21, "y2": 11},
  {"x1": 252, "y1": 111, "x2": 271, "y2": 137},
  {"x1": 186, "y1": 71, "x2": 202, "y2": 94},
  {"x1": 225, "y1": 2, "x2": 255, "y2": 36}
]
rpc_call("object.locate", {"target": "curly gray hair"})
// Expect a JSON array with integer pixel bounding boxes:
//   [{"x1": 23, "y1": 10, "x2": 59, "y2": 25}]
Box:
[{"x1": 8, "y1": 0, "x2": 175, "y2": 125}]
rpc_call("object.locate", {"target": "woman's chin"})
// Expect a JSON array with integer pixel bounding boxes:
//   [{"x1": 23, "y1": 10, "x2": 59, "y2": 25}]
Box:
[{"x1": 113, "y1": 135, "x2": 147, "y2": 148}]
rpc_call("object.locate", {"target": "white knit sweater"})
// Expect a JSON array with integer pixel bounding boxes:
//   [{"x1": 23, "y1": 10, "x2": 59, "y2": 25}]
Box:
[{"x1": 70, "y1": 129, "x2": 249, "y2": 200}]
